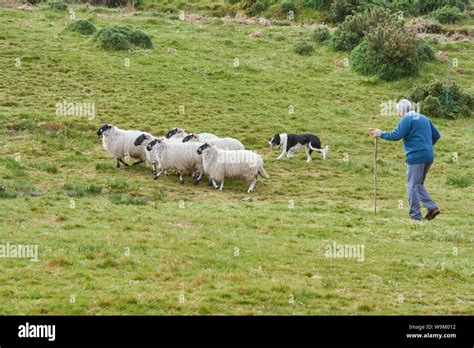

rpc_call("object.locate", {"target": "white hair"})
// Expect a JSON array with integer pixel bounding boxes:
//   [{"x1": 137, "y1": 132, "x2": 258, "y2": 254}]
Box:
[{"x1": 396, "y1": 99, "x2": 414, "y2": 115}]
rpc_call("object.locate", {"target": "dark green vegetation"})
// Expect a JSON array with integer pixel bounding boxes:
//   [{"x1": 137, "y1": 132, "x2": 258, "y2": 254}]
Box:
[{"x1": 0, "y1": 2, "x2": 473, "y2": 315}]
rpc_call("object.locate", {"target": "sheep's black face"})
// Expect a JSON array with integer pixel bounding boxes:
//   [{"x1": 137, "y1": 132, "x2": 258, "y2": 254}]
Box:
[
  {"x1": 97, "y1": 124, "x2": 112, "y2": 136},
  {"x1": 165, "y1": 128, "x2": 179, "y2": 139},
  {"x1": 146, "y1": 138, "x2": 161, "y2": 151},
  {"x1": 269, "y1": 133, "x2": 280, "y2": 147},
  {"x1": 182, "y1": 134, "x2": 196, "y2": 143},
  {"x1": 197, "y1": 143, "x2": 211, "y2": 155},
  {"x1": 134, "y1": 133, "x2": 149, "y2": 146}
]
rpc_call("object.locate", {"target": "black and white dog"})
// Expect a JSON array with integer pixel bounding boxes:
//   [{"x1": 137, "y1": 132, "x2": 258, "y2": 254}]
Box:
[{"x1": 269, "y1": 133, "x2": 329, "y2": 162}]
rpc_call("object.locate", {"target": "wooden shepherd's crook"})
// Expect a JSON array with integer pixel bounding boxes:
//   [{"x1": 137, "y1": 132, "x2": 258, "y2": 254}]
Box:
[{"x1": 374, "y1": 137, "x2": 378, "y2": 215}]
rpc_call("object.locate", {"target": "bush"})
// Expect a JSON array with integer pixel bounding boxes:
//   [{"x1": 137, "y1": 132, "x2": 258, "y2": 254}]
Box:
[
  {"x1": 48, "y1": 1, "x2": 68, "y2": 10},
  {"x1": 294, "y1": 41, "x2": 314, "y2": 55},
  {"x1": 406, "y1": 17, "x2": 443, "y2": 34},
  {"x1": 417, "y1": 39, "x2": 435, "y2": 61},
  {"x1": 312, "y1": 25, "x2": 331, "y2": 42},
  {"x1": 430, "y1": 6, "x2": 463, "y2": 23},
  {"x1": 421, "y1": 96, "x2": 444, "y2": 118},
  {"x1": 241, "y1": 0, "x2": 267, "y2": 17},
  {"x1": 329, "y1": 0, "x2": 361, "y2": 23},
  {"x1": 418, "y1": 0, "x2": 469, "y2": 14},
  {"x1": 68, "y1": 20, "x2": 97, "y2": 35},
  {"x1": 390, "y1": 0, "x2": 419, "y2": 15},
  {"x1": 303, "y1": 0, "x2": 332, "y2": 10},
  {"x1": 350, "y1": 21, "x2": 429, "y2": 80},
  {"x1": 331, "y1": 8, "x2": 400, "y2": 51},
  {"x1": 95, "y1": 26, "x2": 153, "y2": 51},
  {"x1": 26, "y1": 0, "x2": 42, "y2": 5},
  {"x1": 407, "y1": 80, "x2": 474, "y2": 118},
  {"x1": 281, "y1": 0, "x2": 297, "y2": 14}
]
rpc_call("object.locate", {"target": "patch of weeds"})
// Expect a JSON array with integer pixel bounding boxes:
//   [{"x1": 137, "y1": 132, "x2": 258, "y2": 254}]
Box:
[
  {"x1": 96, "y1": 162, "x2": 116, "y2": 171},
  {"x1": 1, "y1": 157, "x2": 27, "y2": 177},
  {"x1": 33, "y1": 162, "x2": 58, "y2": 174},
  {"x1": 64, "y1": 183, "x2": 103, "y2": 197},
  {"x1": 108, "y1": 194, "x2": 148, "y2": 206},
  {"x1": 446, "y1": 176, "x2": 471, "y2": 188}
]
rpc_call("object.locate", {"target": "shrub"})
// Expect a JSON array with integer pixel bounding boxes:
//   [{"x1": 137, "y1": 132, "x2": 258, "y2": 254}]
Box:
[
  {"x1": 331, "y1": 8, "x2": 400, "y2": 51},
  {"x1": 26, "y1": 0, "x2": 42, "y2": 5},
  {"x1": 303, "y1": 0, "x2": 332, "y2": 10},
  {"x1": 421, "y1": 96, "x2": 444, "y2": 118},
  {"x1": 430, "y1": 6, "x2": 462, "y2": 24},
  {"x1": 312, "y1": 25, "x2": 331, "y2": 42},
  {"x1": 281, "y1": 0, "x2": 297, "y2": 14},
  {"x1": 95, "y1": 26, "x2": 152, "y2": 51},
  {"x1": 48, "y1": 1, "x2": 68, "y2": 10},
  {"x1": 350, "y1": 21, "x2": 429, "y2": 80},
  {"x1": 294, "y1": 41, "x2": 314, "y2": 55},
  {"x1": 407, "y1": 80, "x2": 474, "y2": 118},
  {"x1": 417, "y1": 39, "x2": 435, "y2": 61},
  {"x1": 418, "y1": 0, "x2": 469, "y2": 14},
  {"x1": 68, "y1": 20, "x2": 97, "y2": 36},
  {"x1": 241, "y1": 0, "x2": 267, "y2": 17},
  {"x1": 406, "y1": 17, "x2": 443, "y2": 34},
  {"x1": 390, "y1": 0, "x2": 419, "y2": 15},
  {"x1": 329, "y1": 0, "x2": 361, "y2": 23}
]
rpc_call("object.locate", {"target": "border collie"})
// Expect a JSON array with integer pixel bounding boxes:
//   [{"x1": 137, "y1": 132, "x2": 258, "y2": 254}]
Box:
[{"x1": 269, "y1": 133, "x2": 329, "y2": 162}]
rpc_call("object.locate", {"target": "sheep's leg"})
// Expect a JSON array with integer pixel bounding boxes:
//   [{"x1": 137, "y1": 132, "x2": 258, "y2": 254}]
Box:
[
  {"x1": 118, "y1": 158, "x2": 129, "y2": 167},
  {"x1": 218, "y1": 180, "x2": 224, "y2": 191},
  {"x1": 247, "y1": 178, "x2": 257, "y2": 193},
  {"x1": 178, "y1": 173, "x2": 184, "y2": 184},
  {"x1": 132, "y1": 159, "x2": 144, "y2": 166},
  {"x1": 193, "y1": 172, "x2": 203, "y2": 185},
  {"x1": 208, "y1": 175, "x2": 214, "y2": 186},
  {"x1": 212, "y1": 179, "x2": 218, "y2": 189}
]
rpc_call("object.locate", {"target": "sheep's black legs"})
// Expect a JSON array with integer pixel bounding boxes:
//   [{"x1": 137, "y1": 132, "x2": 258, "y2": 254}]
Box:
[
  {"x1": 117, "y1": 158, "x2": 129, "y2": 167},
  {"x1": 132, "y1": 159, "x2": 144, "y2": 166}
]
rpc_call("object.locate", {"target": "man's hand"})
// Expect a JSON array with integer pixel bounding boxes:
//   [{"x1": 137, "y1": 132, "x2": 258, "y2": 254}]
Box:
[{"x1": 369, "y1": 128, "x2": 382, "y2": 138}]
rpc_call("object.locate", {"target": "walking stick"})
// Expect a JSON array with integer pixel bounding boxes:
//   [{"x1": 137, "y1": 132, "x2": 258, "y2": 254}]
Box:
[{"x1": 374, "y1": 137, "x2": 378, "y2": 215}]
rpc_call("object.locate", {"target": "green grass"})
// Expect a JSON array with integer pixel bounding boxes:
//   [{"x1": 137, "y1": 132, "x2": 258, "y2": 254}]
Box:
[{"x1": 0, "y1": 4, "x2": 473, "y2": 315}]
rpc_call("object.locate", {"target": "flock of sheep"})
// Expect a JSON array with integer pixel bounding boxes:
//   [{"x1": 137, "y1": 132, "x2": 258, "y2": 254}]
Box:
[{"x1": 97, "y1": 124, "x2": 269, "y2": 193}]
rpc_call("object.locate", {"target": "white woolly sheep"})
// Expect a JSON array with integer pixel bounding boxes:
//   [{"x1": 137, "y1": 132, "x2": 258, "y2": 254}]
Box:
[
  {"x1": 146, "y1": 138, "x2": 204, "y2": 184},
  {"x1": 165, "y1": 127, "x2": 218, "y2": 141},
  {"x1": 181, "y1": 133, "x2": 245, "y2": 150},
  {"x1": 196, "y1": 143, "x2": 269, "y2": 193},
  {"x1": 97, "y1": 124, "x2": 149, "y2": 168}
]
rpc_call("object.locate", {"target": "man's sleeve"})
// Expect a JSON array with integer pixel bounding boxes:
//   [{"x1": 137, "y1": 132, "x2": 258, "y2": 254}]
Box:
[
  {"x1": 431, "y1": 121, "x2": 441, "y2": 145},
  {"x1": 381, "y1": 117, "x2": 411, "y2": 141}
]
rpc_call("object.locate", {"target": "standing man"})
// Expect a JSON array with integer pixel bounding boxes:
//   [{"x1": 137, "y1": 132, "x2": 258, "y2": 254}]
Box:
[{"x1": 370, "y1": 99, "x2": 441, "y2": 221}]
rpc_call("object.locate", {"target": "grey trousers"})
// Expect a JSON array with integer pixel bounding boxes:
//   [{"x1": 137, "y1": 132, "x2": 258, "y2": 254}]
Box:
[{"x1": 406, "y1": 163, "x2": 437, "y2": 220}]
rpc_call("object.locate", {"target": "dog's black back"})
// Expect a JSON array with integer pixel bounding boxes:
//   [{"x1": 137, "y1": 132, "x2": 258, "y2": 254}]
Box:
[{"x1": 286, "y1": 133, "x2": 321, "y2": 151}]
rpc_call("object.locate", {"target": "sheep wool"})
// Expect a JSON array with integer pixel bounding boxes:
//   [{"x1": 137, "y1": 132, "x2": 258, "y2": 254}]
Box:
[{"x1": 199, "y1": 145, "x2": 269, "y2": 193}]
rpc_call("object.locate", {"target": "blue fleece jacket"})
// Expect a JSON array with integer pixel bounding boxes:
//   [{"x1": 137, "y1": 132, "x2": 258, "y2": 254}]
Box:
[{"x1": 381, "y1": 112, "x2": 441, "y2": 165}]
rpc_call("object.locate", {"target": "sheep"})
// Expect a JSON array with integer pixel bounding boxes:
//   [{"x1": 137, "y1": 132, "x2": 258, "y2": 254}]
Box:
[
  {"x1": 196, "y1": 143, "x2": 269, "y2": 193},
  {"x1": 165, "y1": 127, "x2": 218, "y2": 141},
  {"x1": 146, "y1": 138, "x2": 204, "y2": 184},
  {"x1": 97, "y1": 124, "x2": 149, "y2": 168},
  {"x1": 182, "y1": 133, "x2": 245, "y2": 150},
  {"x1": 134, "y1": 133, "x2": 180, "y2": 177}
]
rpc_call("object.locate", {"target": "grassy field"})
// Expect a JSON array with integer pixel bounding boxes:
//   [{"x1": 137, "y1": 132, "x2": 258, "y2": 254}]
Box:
[{"x1": 0, "y1": 3, "x2": 473, "y2": 315}]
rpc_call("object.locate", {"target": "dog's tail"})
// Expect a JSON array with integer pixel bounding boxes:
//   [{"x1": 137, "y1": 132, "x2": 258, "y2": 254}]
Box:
[
  {"x1": 309, "y1": 143, "x2": 330, "y2": 160},
  {"x1": 258, "y1": 166, "x2": 270, "y2": 178}
]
